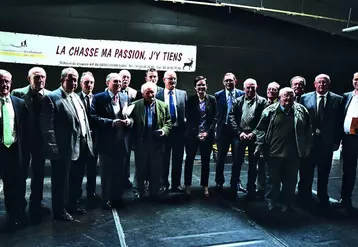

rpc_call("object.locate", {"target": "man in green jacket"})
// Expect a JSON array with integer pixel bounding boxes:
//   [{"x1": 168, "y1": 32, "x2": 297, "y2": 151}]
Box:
[{"x1": 254, "y1": 87, "x2": 312, "y2": 212}]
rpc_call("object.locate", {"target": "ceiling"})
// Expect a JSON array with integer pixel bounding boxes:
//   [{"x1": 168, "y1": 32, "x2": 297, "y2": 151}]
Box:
[{"x1": 159, "y1": 0, "x2": 358, "y2": 41}]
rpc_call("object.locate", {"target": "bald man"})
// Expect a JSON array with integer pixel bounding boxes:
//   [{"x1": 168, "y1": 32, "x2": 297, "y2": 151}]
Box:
[
  {"x1": 254, "y1": 87, "x2": 312, "y2": 211},
  {"x1": 298, "y1": 74, "x2": 343, "y2": 209}
]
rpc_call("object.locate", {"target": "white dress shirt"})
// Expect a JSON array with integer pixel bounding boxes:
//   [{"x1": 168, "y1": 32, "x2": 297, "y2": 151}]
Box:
[
  {"x1": 164, "y1": 88, "x2": 178, "y2": 126},
  {"x1": 108, "y1": 90, "x2": 121, "y2": 117},
  {"x1": 0, "y1": 96, "x2": 16, "y2": 143},
  {"x1": 344, "y1": 92, "x2": 358, "y2": 134}
]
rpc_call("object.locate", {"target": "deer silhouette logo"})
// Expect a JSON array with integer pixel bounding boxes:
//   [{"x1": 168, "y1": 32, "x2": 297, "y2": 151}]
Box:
[{"x1": 183, "y1": 58, "x2": 194, "y2": 70}]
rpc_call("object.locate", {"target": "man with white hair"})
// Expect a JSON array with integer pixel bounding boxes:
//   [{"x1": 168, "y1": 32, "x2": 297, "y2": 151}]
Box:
[
  {"x1": 12, "y1": 66, "x2": 51, "y2": 223},
  {"x1": 41, "y1": 67, "x2": 94, "y2": 221},
  {"x1": 254, "y1": 87, "x2": 312, "y2": 211},
  {"x1": 266, "y1": 82, "x2": 280, "y2": 105},
  {"x1": 0, "y1": 69, "x2": 29, "y2": 232},
  {"x1": 90, "y1": 73, "x2": 132, "y2": 209},
  {"x1": 228, "y1": 78, "x2": 267, "y2": 201},
  {"x1": 129, "y1": 82, "x2": 172, "y2": 199},
  {"x1": 298, "y1": 74, "x2": 343, "y2": 210},
  {"x1": 156, "y1": 70, "x2": 187, "y2": 192},
  {"x1": 290, "y1": 76, "x2": 306, "y2": 103}
]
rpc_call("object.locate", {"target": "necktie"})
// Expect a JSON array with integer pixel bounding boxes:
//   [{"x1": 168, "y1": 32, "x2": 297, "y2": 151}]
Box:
[
  {"x1": 1, "y1": 98, "x2": 12, "y2": 148},
  {"x1": 226, "y1": 92, "x2": 233, "y2": 123},
  {"x1": 85, "y1": 95, "x2": 90, "y2": 115},
  {"x1": 317, "y1": 95, "x2": 325, "y2": 126},
  {"x1": 112, "y1": 94, "x2": 119, "y2": 105},
  {"x1": 168, "y1": 90, "x2": 176, "y2": 124},
  {"x1": 146, "y1": 104, "x2": 152, "y2": 128}
]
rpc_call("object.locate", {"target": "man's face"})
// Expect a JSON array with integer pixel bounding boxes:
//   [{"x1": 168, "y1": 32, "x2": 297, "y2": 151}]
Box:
[
  {"x1": 223, "y1": 75, "x2": 236, "y2": 91},
  {"x1": 195, "y1": 79, "x2": 207, "y2": 94},
  {"x1": 120, "y1": 71, "x2": 131, "y2": 90},
  {"x1": 0, "y1": 74, "x2": 12, "y2": 97},
  {"x1": 163, "y1": 71, "x2": 177, "y2": 90},
  {"x1": 267, "y1": 85, "x2": 279, "y2": 100},
  {"x1": 81, "y1": 75, "x2": 95, "y2": 95},
  {"x1": 314, "y1": 76, "x2": 330, "y2": 95},
  {"x1": 108, "y1": 75, "x2": 122, "y2": 94},
  {"x1": 28, "y1": 70, "x2": 46, "y2": 91},
  {"x1": 291, "y1": 78, "x2": 305, "y2": 96},
  {"x1": 280, "y1": 91, "x2": 294, "y2": 109},
  {"x1": 244, "y1": 82, "x2": 256, "y2": 99},
  {"x1": 142, "y1": 88, "x2": 155, "y2": 103},
  {"x1": 353, "y1": 73, "x2": 358, "y2": 91},
  {"x1": 62, "y1": 73, "x2": 78, "y2": 93},
  {"x1": 146, "y1": 71, "x2": 158, "y2": 84}
]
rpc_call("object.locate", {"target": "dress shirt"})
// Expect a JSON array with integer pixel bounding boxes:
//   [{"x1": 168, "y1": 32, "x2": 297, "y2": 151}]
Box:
[
  {"x1": 108, "y1": 90, "x2": 121, "y2": 117},
  {"x1": 316, "y1": 91, "x2": 328, "y2": 112},
  {"x1": 344, "y1": 91, "x2": 358, "y2": 134}
]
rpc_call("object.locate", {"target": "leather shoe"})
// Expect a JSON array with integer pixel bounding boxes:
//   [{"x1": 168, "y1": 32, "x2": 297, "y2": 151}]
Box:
[
  {"x1": 281, "y1": 204, "x2": 291, "y2": 212},
  {"x1": 53, "y1": 212, "x2": 73, "y2": 221},
  {"x1": 237, "y1": 183, "x2": 247, "y2": 193},
  {"x1": 332, "y1": 199, "x2": 352, "y2": 209},
  {"x1": 67, "y1": 207, "x2": 86, "y2": 215},
  {"x1": 102, "y1": 200, "x2": 112, "y2": 210},
  {"x1": 268, "y1": 201, "x2": 276, "y2": 211},
  {"x1": 171, "y1": 186, "x2": 184, "y2": 193},
  {"x1": 203, "y1": 186, "x2": 209, "y2": 198}
]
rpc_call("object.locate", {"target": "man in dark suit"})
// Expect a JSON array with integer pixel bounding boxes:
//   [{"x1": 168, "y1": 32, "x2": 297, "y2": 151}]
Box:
[
  {"x1": 90, "y1": 73, "x2": 132, "y2": 209},
  {"x1": 77, "y1": 71, "x2": 99, "y2": 204},
  {"x1": 184, "y1": 76, "x2": 218, "y2": 198},
  {"x1": 41, "y1": 67, "x2": 94, "y2": 221},
  {"x1": 214, "y1": 72, "x2": 245, "y2": 191},
  {"x1": 334, "y1": 72, "x2": 358, "y2": 210},
  {"x1": 0, "y1": 70, "x2": 29, "y2": 232},
  {"x1": 130, "y1": 82, "x2": 171, "y2": 198},
  {"x1": 229, "y1": 78, "x2": 267, "y2": 200},
  {"x1": 156, "y1": 70, "x2": 187, "y2": 192},
  {"x1": 290, "y1": 76, "x2": 306, "y2": 103},
  {"x1": 298, "y1": 74, "x2": 343, "y2": 208},
  {"x1": 12, "y1": 66, "x2": 51, "y2": 223}
]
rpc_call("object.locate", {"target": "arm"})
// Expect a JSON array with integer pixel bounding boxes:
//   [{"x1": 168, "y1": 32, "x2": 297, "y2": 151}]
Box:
[
  {"x1": 90, "y1": 96, "x2": 114, "y2": 128},
  {"x1": 161, "y1": 104, "x2": 172, "y2": 136},
  {"x1": 228, "y1": 99, "x2": 242, "y2": 135},
  {"x1": 207, "y1": 97, "x2": 218, "y2": 135}
]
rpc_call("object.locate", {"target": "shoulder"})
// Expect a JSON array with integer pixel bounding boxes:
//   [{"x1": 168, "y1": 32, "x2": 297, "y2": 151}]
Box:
[
  {"x1": 156, "y1": 99, "x2": 167, "y2": 107},
  {"x1": 329, "y1": 91, "x2": 343, "y2": 100},
  {"x1": 12, "y1": 85, "x2": 29, "y2": 96},
  {"x1": 94, "y1": 91, "x2": 107, "y2": 99},
  {"x1": 257, "y1": 95, "x2": 267, "y2": 104},
  {"x1": 215, "y1": 90, "x2": 224, "y2": 97},
  {"x1": 233, "y1": 94, "x2": 244, "y2": 103},
  {"x1": 10, "y1": 95, "x2": 25, "y2": 104},
  {"x1": 207, "y1": 94, "x2": 216, "y2": 101},
  {"x1": 235, "y1": 89, "x2": 245, "y2": 96},
  {"x1": 301, "y1": 92, "x2": 314, "y2": 99}
]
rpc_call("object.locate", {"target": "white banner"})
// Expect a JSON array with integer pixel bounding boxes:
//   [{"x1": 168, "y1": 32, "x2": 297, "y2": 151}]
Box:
[{"x1": 0, "y1": 31, "x2": 197, "y2": 72}]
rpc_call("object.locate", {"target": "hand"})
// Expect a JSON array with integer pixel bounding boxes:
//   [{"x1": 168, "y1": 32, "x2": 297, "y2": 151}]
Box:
[
  {"x1": 119, "y1": 118, "x2": 131, "y2": 126},
  {"x1": 112, "y1": 119, "x2": 122, "y2": 127},
  {"x1": 239, "y1": 132, "x2": 247, "y2": 140},
  {"x1": 158, "y1": 129, "x2": 165, "y2": 136},
  {"x1": 254, "y1": 145, "x2": 262, "y2": 157},
  {"x1": 332, "y1": 144, "x2": 340, "y2": 152},
  {"x1": 247, "y1": 133, "x2": 255, "y2": 141}
]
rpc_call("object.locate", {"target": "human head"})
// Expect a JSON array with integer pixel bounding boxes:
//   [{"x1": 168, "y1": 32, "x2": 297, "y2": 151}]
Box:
[
  {"x1": 141, "y1": 82, "x2": 157, "y2": 103},
  {"x1": 119, "y1": 69, "x2": 131, "y2": 90},
  {"x1": 145, "y1": 68, "x2": 159, "y2": 84},
  {"x1": 106, "y1": 73, "x2": 121, "y2": 95},
  {"x1": 279, "y1": 87, "x2": 295, "y2": 109},
  {"x1": 60, "y1": 67, "x2": 79, "y2": 93},
  {"x1": 163, "y1": 70, "x2": 177, "y2": 90},
  {"x1": 314, "y1": 74, "x2": 330, "y2": 95},
  {"x1": 222, "y1": 72, "x2": 237, "y2": 91},
  {"x1": 267, "y1": 81, "x2": 280, "y2": 101},
  {"x1": 28, "y1": 66, "x2": 46, "y2": 92},
  {"x1": 243, "y1": 78, "x2": 257, "y2": 99},
  {"x1": 194, "y1": 76, "x2": 207, "y2": 96},
  {"x1": 0, "y1": 69, "x2": 12, "y2": 97},
  {"x1": 290, "y1": 76, "x2": 306, "y2": 97}
]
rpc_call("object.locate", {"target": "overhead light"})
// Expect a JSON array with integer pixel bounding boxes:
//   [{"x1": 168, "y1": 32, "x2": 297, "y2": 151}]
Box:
[{"x1": 342, "y1": 26, "x2": 358, "y2": 32}]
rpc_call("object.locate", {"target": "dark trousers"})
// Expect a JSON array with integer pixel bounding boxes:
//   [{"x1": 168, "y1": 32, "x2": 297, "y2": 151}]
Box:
[
  {"x1": 230, "y1": 138, "x2": 257, "y2": 193},
  {"x1": 298, "y1": 135, "x2": 333, "y2": 203},
  {"x1": 0, "y1": 143, "x2": 25, "y2": 217},
  {"x1": 340, "y1": 135, "x2": 358, "y2": 202},
  {"x1": 162, "y1": 127, "x2": 185, "y2": 188},
  {"x1": 124, "y1": 149, "x2": 131, "y2": 181},
  {"x1": 28, "y1": 149, "x2": 46, "y2": 208},
  {"x1": 215, "y1": 125, "x2": 239, "y2": 186},
  {"x1": 257, "y1": 157, "x2": 266, "y2": 193},
  {"x1": 51, "y1": 140, "x2": 88, "y2": 214},
  {"x1": 85, "y1": 154, "x2": 98, "y2": 195},
  {"x1": 184, "y1": 136, "x2": 213, "y2": 187},
  {"x1": 135, "y1": 137, "x2": 163, "y2": 196},
  {"x1": 266, "y1": 156, "x2": 300, "y2": 204}
]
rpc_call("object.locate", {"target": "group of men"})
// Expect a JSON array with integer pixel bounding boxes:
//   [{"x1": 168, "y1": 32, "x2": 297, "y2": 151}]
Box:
[{"x1": 0, "y1": 66, "x2": 357, "y2": 234}]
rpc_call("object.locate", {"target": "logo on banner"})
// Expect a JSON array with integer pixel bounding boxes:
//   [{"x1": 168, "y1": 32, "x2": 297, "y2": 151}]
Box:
[
  {"x1": 11, "y1": 39, "x2": 27, "y2": 48},
  {"x1": 183, "y1": 58, "x2": 194, "y2": 70}
]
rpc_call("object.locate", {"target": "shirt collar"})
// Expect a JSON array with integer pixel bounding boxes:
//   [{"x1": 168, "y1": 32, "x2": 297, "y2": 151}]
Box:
[
  {"x1": 316, "y1": 91, "x2": 329, "y2": 98},
  {"x1": 225, "y1": 89, "x2": 235, "y2": 97},
  {"x1": 82, "y1": 91, "x2": 92, "y2": 98},
  {"x1": 0, "y1": 95, "x2": 11, "y2": 103},
  {"x1": 107, "y1": 90, "x2": 118, "y2": 99},
  {"x1": 164, "y1": 88, "x2": 175, "y2": 95},
  {"x1": 61, "y1": 87, "x2": 73, "y2": 97}
]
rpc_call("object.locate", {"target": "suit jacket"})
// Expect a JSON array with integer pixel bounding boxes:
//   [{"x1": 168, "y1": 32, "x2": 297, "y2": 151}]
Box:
[
  {"x1": 90, "y1": 91, "x2": 131, "y2": 154},
  {"x1": 215, "y1": 89, "x2": 245, "y2": 140},
  {"x1": 41, "y1": 87, "x2": 93, "y2": 161},
  {"x1": 129, "y1": 99, "x2": 172, "y2": 151},
  {"x1": 229, "y1": 94, "x2": 267, "y2": 135},
  {"x1": 156, "y1": 88, "x2": 187, "y2": 130},
  {"x1": 4, "y1": 96, "x2": 29, "y2": 167},
  {"x1": 185, "y1": 94, "x2": 218, "y2": 139},
  {"x1": 12, "y1": 85, "x2": 51, "y2": 135},
  {"x1": 300, "y1": 91, "x2": 343, "y2": 150}
]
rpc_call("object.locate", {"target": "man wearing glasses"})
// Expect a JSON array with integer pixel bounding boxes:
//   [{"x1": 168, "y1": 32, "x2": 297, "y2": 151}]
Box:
[
  {"x1": 156, "y1": 70, "x2": 187, "y2": 192},
  {"x1": 214, "y1": 73, "x2": 245, "y2": 193}
]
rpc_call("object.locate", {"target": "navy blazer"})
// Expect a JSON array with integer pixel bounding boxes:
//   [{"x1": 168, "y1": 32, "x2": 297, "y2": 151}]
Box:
[
  {"x1": 185, "y1": 94, "x2": 218, "y2": 139},
  {"x1": 156, "y1": 88, "x2": 187, "y2": 130},
  {"x1": 300, "y1": 91, "x2": 343, "y2": 150},
  {"x1": 90, "y1": 91, "x2": 131, "y2": 154},
  {"x1": 214, "y1": 88, "x2": 245, "y2": 140}
]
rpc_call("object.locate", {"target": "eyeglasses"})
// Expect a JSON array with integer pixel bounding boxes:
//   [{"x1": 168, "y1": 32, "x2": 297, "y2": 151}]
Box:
[
  {"x1": 166, "y1": 77, "x2": 177, "y2": 81},
  {"x1": 112, "y1": 80, "x2": 121, "y2": 84}
]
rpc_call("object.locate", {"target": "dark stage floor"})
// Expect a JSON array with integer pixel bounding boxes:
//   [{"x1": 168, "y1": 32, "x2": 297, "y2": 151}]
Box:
[{"x1": 1, "y1": 152, "x2": 358, "y2": 247}]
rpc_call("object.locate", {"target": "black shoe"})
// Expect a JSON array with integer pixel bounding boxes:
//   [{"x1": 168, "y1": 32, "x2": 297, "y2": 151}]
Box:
[
  {"x1": 227, "y1": 187, "x2": 237, "y2": 201},
  {"x1": 67, "y1": 206, "x2": 86, "y2": 215},
  {"x1": 101, "y1": 200, "x2": 112, "y2": 210},
  {"x1": 332, "y1": 199, "x2": 352, "y2": 209},
  {"x1": 171, "y1": 186, "x2": 184, "y2": 193},
  {"x1": 237, "y1": 183, "x2": 247, "y2": 193},
  {"x1": 268, "y1": 201, "x2": 277, "y2": 211},
  {"x1": 281, "y1": 204, "x2": 291, "y2": 212},
  {"x1": 215, "y1": 184, "x2": 224, "y2": 193},
  {"x1": 53, "y1": 212, "x2": 73, "y2": 221}
]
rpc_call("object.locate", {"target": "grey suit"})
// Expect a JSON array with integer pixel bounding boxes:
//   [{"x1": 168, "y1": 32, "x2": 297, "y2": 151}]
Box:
[
  {"x1": 298, "y1": 91, "x2": 343, "y2": 203},
  {"x1": 12, "y1": 85, "x2": 51, "y2": 212},
  {"x1": 41, "y1": 87, "x2": 93, "y2": 215},
  {"x1": 156, "y1": 88, "x2": 187, "y2": 189}
]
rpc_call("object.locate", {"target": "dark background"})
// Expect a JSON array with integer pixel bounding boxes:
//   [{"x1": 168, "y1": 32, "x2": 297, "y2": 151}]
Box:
[{"x1": 0, "y1": 0, "x2": 357, "y2": 96}]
